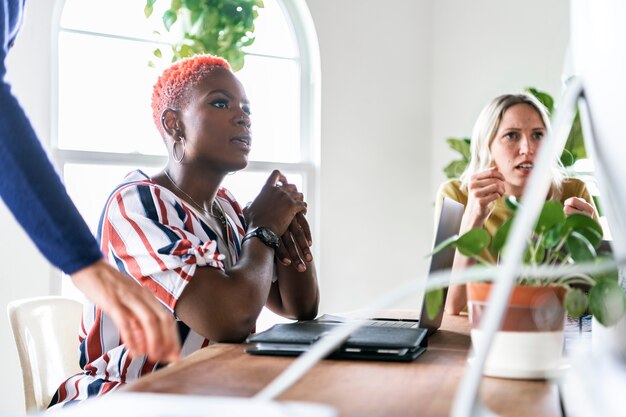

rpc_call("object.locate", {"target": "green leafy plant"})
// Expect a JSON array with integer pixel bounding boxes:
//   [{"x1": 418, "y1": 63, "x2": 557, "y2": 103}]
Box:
[
  {"x1": 427, "y1": 199, "x2": 626, "y2": 326},
  {"x1": 443, "y1": 88, "x2": 588, "y2": 179},
  {"x1": 145, "y1": 0, "x2": 264, "y2": 71}
]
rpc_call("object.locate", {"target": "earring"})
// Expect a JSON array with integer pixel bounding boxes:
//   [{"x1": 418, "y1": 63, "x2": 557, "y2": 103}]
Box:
[{"x1": 172, "y1": 135, "x2": 186, "y2": 163}]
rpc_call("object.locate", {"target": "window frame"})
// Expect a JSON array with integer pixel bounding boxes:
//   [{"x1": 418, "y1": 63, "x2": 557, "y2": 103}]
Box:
[{"x1": 49, "y1": 0, "x2": 321, "y2": 291}]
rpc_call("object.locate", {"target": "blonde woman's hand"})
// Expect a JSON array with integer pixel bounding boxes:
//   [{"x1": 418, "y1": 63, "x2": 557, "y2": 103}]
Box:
[
  {"x1": 71, "y1": 260, "x2": 180, "y2": 363},
  {"x1": 564, "y1": 197, "x2": 595, "y2": 218},
  {"x1": 463, "y1": 167, "x2": 505, "y2": 229}
]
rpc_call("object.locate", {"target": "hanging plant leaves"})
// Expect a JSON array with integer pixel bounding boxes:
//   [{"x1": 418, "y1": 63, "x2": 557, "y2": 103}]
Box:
[{"x1": 147, "y1": 0, "x2": 264, "y2": 72}]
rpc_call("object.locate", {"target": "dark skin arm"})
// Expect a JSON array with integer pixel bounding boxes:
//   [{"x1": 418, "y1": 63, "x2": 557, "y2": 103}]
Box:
[
  {"x1": 175, "y1": 171, "x2": 319, "y2": 342},
  {"x1": 266, "y1": 218, "x2": 319, "y2": 320}
]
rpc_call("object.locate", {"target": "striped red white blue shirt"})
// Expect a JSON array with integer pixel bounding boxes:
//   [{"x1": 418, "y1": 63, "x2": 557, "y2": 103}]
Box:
[{"x1": 49, "y1": 170, "x2": 248, "y2": 408}]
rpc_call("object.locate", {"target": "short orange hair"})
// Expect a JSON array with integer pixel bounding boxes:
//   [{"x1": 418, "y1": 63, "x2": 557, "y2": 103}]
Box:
[{"x1": 151, "y1": 54, "x2": 231, "y2": 137}]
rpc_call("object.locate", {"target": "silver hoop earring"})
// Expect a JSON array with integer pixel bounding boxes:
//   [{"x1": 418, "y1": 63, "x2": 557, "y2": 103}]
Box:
[{"x1": 172, "y1": 136, "x2": 186, "y2": 164}]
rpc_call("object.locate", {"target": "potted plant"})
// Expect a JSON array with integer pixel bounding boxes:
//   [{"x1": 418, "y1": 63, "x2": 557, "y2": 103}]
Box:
[{"x1": 427, "y1": 198, "x2": 626, "y2": 379}]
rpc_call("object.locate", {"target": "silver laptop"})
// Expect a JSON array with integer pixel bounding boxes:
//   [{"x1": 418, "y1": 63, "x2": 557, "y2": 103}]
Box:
[
  {"x1": 246, "y1": 197, "x2": 466, "y2": 361},
  {"x1": 360, "y1": 197, "x2": 465, "y2": 334}
]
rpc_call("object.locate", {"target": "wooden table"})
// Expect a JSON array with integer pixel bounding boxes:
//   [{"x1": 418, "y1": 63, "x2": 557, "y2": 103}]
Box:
[{"x1": 125, "y1": 314, "x2": 562, "y2": 417}]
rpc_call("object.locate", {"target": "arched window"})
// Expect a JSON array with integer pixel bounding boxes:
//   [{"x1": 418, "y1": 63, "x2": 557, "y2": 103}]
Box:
[{"x1": 52, "y1": 0, "x2": 320, "y2": 302}]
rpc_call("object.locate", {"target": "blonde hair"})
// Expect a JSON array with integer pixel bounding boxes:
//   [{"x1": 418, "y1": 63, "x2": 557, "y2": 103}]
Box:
[{"x1": 460, "y1": 93, "x2": 564, "y2": 199}]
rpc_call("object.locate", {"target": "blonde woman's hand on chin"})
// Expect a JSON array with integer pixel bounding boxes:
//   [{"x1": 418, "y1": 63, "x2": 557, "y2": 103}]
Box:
[
  {"x1": 71, "y1": 260, "x2": 180, "y2": 363},
  {"x1": 564, "y1": 196, "x2": 595, "y2": 217},
  {"x1": 462, "y1": 167, "x2": 505, "y2": 230}
]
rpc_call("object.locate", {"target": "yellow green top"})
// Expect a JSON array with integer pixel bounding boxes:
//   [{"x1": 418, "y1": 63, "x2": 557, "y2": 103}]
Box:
[{"x1": 434, "y1": 177, "x2": 598, "y2": 263}]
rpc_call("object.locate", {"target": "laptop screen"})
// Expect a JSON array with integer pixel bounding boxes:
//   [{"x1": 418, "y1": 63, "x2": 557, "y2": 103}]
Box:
[{"x1": 418, "y1": 197, "x2": 465, "y2": 334}]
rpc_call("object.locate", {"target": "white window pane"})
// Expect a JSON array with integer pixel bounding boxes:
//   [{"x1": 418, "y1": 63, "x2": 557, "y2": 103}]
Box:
[
  {"x1": 57, "y1": 32, "x2": 170, "y2": 154},
  {"x1": 61, "y1": 0, "x2": 169, "y2": 42},
  {"x1": 221, "y1": 170, "x2": 303, "y2": 208},
  {"x1": 64, "y1": 164, "x2": 161, "y2": 232},
  {"x1": 244, "y1": 0, "x2": 297, "y2": 58},
  {"x1": 237, "y1": 56, "x2": 301, "y2": 163}
]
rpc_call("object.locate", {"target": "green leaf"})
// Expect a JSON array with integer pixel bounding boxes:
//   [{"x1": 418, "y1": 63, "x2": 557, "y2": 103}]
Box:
[
  {"x1": 592, "y1": 195, "x2": 603, "y2": 217},
  {"x1": 564, "y1": 113, "x2": 587, "y2": 161},
  {"x1": 566, "y1": 231, "x2": 596, "y2": 262},
  {"x1": 543, "y1": 223, "x2": 565, "y2": 249},
  {"x1": 560, "y1": 149, "x2": 575, "y2": 167},
  {"x1": 163, "y1": 9, "x2": 178, "y2": 31},
  {"x1": 492, "y1": 217, "x2": 512, "y2": 254},
  {"x1": 564, "y1": 287, "x2": 589, "y2": 318},
  {"x1": 504, "y1": 196, "x2": 519, "y2": 212},
  {"x1": 535, "y1": 200, "x2": 565, "y2": 234},
  {"x1": 564, "y1": 213, "x2": 603, "y2": 248},
  {"x1": 425, "y1": 288, "x2": 444, "y2": 320},
  {"x1": 525, "y1": 87, "x2": 554, "y2": 113},
  {"x1": 454, "y1": 228, "x2": 491, "y2": 257},
  {"x1": 592, "y1": 256, "x2": 619, "y2": 284},
  {"x1": 446, "y1": 137, "x2": 471, "y2": 160},
  {"x1": 443, "y1": 160, "x2": 467, "y2": 179},
  {"x1": 152, "y1": 48, "x2": 162, "y2": 58},
  {"x1": 429, "y1": 234, "x2": 460, "y2": 257},
  {"x1": 144, "y1": 4, "x2": 154, "y2": 18},
  {"x1": 589, "y1": 281, "x2": 626, "y2": 326}
]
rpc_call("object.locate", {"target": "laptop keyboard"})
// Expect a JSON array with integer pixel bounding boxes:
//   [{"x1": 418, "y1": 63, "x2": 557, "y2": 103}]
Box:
[{"x1": 364, "y1": 320, "x2": 420, "y2": 329}]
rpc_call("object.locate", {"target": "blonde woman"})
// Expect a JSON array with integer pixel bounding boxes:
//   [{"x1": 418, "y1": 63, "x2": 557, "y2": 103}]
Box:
[{"x1": 436, "y1": 93, "x2": 597, "y2": 315}]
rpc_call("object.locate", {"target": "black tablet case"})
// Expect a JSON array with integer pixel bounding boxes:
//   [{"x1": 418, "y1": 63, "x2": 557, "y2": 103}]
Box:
[{"x1": 245, "y1": 322, "x2": 428, "y2": 362}]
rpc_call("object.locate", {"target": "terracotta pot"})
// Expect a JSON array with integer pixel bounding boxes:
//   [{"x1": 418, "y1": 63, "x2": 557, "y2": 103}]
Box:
[
  {"x1": 467, "y1": 282, "x2": 567, "y2": 379},
  {"x1": 467, "y1": 283, "x2": 566, "y2": 332}
]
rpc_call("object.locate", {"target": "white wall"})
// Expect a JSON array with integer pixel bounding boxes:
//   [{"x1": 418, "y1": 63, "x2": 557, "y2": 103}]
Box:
[
  {"x1": 306, "y1": 0, "x2": 434, "y2": 314},
  {"x1": 0, "y1": 0, "x2": 569, "y2": 413},
  {"x1": 430, "y1": 0, "x2": 570, "y2": 198}
]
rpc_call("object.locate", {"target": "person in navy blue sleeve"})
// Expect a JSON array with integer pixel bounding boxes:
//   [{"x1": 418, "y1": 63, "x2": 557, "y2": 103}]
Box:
[{"x1": 0, "y1": 0, "x2": 179, "y2": 363}]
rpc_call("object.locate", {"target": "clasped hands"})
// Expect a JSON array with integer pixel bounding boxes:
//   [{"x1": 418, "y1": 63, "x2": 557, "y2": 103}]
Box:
[{"x1": 244, "y1": 170, "x2": 313, "y2": 272}]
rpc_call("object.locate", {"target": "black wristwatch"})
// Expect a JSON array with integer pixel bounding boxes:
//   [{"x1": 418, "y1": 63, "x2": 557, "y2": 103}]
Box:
[{"x1": 242, "y1": 227, "x2": 280, "y2": 250}]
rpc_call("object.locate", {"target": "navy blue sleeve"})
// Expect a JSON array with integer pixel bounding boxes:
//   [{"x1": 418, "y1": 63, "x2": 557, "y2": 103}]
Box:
[{"x1": 0, "y1": 0, "x2": 103, "y2": 274}]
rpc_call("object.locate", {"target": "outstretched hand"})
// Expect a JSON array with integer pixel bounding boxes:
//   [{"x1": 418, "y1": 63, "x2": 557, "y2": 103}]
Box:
[{"x1": 71, "y1": 260, "x2": 180, "y2": 363}]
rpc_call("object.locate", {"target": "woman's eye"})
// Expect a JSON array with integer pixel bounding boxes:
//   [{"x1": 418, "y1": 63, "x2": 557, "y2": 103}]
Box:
[
  {"x1": 532, "y1": 132, "x2": 544, "y2": 140},
  {"x1": 505, "y1": 132, "x2": 518, "y2": 140},
  {"x1": 242, "y1": 106, "x2": 251, "y2": 116},
  {"x1": 211, "y1": 100, "x2": 228, "y2": 109}
]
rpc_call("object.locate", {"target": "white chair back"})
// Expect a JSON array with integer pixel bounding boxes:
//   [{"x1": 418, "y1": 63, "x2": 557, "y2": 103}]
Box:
[{"x1": 7, "y1": 296, "x2": 83, "y2": 412}]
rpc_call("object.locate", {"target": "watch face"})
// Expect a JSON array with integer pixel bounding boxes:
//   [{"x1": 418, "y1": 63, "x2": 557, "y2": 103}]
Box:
[{"x1": 259, "y1": 228, "x2": 280, "y2": 247}]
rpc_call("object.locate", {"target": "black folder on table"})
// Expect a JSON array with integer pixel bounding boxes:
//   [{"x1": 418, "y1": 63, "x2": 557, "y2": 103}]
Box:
[
  {"x1": 245, "y1": 321, "x2": 428, "y2": 362},
  {"x1": 245, "y1": 197, "x2": 465, "y2": 362}
]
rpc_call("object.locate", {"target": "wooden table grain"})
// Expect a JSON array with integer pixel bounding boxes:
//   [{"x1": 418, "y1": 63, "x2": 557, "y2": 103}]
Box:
[{"x1": 125, "y1": 314, "x2": 562, "y2": 417}]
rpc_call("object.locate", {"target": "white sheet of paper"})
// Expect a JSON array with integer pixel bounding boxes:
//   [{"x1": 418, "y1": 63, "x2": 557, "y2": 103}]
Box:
[{"x1": 48, "y1": 393, "x2": 336, "y2": 417}]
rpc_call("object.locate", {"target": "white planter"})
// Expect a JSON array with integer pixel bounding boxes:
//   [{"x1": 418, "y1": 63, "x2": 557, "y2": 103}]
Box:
[
  {"x1": 592, "y1": 315, "x2": 626, "y2": 360},
  {"x1": 467, "y1": 283, "x2": 567, "y2": 379}
]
